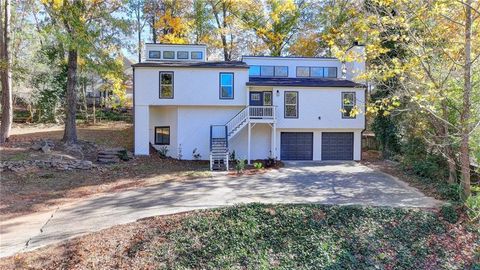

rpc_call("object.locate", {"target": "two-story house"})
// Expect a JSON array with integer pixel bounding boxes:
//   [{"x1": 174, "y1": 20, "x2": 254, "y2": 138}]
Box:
[{"x1": 132, "y1": 43, "x2": 366, "y2": 170}]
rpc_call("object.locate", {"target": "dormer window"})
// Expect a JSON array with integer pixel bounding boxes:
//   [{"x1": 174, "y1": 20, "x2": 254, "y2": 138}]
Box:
[
  {"x1": 177, "y1": 51, "x2": 188, "y2": 59},
  {"x1": 311, "y1": 67, "x2": 323, "y2": 77},
  {"x1": 260, "y1": 66, "x2": 274, "y2": 77},
  {"x1": 249, "y1": 66, "x2": 261, "y2": 76},
  {"x1": 325, "y1": 67, "x2": 337, "y2": 78},
  {"x1": 191, "y1": 51, "x2": 203, "y2": 60},
  {"x1": 149, "y1": 51, "x2": 161, "y2": 59},
  {"x1": 295, "y1": 66, "x2": 338, "y2": 78},
  {"x1": 274, "y1": 66, "x2": 288, "y2": 77},
  {"x1": 163, "y1": 51, "x2": 175, "y2": 59}
]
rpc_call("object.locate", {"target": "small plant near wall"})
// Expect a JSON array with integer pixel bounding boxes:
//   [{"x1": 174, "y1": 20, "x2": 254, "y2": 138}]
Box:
[
  {"x1": 253, "y1": 162, "x2": 264, "y2": 169},
  {"x1": 157, "y1": 146, "x2": 168, "y2": 158},
  {"x1": 265, "y1": 157, "x2": 276, "y2": 168},
  {"x1": 192, "y1": 148, "x2": 202, "y2": 160},
  {"x1": 235, "y1": 159, "x2": 246, "y2": 174}
]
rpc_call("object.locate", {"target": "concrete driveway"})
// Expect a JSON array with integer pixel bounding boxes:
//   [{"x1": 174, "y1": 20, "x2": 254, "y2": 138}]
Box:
[{"x1": 0, "y1": 161, "x2": 440, "y2": 258}]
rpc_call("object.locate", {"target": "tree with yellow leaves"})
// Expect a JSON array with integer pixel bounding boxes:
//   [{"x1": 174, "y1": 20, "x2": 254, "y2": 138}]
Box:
[
  {"x1": 324, "y1": 0, "x2": 479, "y2": 200},
  {"x1": 240, "y1": 0, "x2": 303, "y2": 56}
]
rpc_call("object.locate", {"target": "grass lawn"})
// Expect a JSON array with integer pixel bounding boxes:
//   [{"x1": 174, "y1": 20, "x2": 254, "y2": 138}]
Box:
[{"x1": 3, "y1": 204, "x2": 478, "y2": 269}]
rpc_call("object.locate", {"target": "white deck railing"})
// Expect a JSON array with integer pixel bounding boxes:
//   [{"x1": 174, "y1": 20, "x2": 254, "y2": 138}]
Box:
[{"x1": 249, "y1": 106, "x2": 275, "y2": 119}]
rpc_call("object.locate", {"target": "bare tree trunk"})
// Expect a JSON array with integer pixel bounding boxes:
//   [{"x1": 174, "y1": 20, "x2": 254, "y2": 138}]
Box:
[
  {"x1": 440, "y1": 99, "x2": 457, "y2": 184},
  {"x1": 62, "y1": 49, "x2": 78, "y2": 144},
  {"x1": 0, "y1": 0, "x2": 12, "y2": 143},
  {"x1": 0, "y1": 0, "x2": 13, "y2": 142},
  {"x1": 460, "y1": 0, "x2": 472, "y2": 199},
  {"x1": 137, "y1": 16, "x2": 142, "y2": 62}
]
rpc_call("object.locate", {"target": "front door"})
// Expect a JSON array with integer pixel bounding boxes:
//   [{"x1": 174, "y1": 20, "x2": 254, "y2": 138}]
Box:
[{"x1": 249, "y1": 92, "x2": 263, "y2": 106}]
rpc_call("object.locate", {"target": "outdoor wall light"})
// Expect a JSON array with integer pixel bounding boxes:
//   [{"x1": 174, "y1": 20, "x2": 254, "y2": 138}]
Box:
[
  {"x1": 318, "y1": 116, "x2": 322, "y2": 120},
  {"x1": 276, "y1": 90, "x2": 280, "y2": 96}
]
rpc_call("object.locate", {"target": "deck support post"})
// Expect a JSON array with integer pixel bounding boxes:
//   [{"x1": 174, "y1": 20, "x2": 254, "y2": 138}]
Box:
[
  {"x1": 272, "y1": 122, "x2": 276, "y2": 159},
  {"x1": 247, "y1": 122, "x2": 251, "y2": 164}
]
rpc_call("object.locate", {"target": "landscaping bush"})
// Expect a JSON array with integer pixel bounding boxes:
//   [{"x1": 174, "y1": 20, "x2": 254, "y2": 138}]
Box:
[
  {"x1": 465, "y1": 195, "x2": 480, "y2": 222},
  {"x1": 440, "y1": 204, "x2": 459, "y2": 224},
  {"x1": 95, "y1": 108, "x2": 132, "y2": 122},
  {"x1": 253, "y1": 162, "x2": 263, "y2": 169},
  {"x1": 402, "y1": 137, "x2": 448, "y2": 181},
  {"x1": 235, "y1": 159, "x2": 245, "y2": 173}
]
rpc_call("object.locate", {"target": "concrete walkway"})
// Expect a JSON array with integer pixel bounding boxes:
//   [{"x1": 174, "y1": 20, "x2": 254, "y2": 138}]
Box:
[{"x1": 0, "y1": 161, "x2": 441, "y2": 258}]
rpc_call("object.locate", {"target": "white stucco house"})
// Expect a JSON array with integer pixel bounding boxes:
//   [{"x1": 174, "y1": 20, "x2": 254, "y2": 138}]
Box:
[{"x1": 132, "y1": 43, "x2": 366, "y2": 170}]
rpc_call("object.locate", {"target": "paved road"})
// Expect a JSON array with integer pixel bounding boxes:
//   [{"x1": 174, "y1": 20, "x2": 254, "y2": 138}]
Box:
[{"x1": 0, "y1": 161, "x2": 441, "y2": 258}]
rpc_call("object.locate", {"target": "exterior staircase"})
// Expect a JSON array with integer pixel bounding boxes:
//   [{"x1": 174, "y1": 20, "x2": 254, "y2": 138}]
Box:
[{"x1": 209, "y1": 106, "x2": 275, "y2": 171}]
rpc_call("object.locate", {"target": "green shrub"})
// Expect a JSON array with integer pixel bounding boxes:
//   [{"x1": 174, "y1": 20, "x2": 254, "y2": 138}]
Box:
[
  {"x1": 235, "y1": 159, "x2": 245, "y2": 174},
  {"x1": 465, "y1": 195, "x2": 480, "y2": 222},
  {"x1": 253, "y1": 162, "x2": 263, "y2": 169},
  {"x1": 440, "y1": 204, "x2": 459, "y2": 224}
]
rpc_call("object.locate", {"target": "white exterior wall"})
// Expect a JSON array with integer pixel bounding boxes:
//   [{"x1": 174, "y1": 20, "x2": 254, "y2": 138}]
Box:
[
  {"x1": 134, "y1": 67, "x2": 249, "y2": 106},
  {"x1": 243, "y1": 57, "x2": 342, "y2": 78},
  {"x1": 149, "y1": 106, "x2": 179, "y2": 155},
  {"x1": 176, "y1": 106, "x2": 243, "y2": 160},
  {"x1": 270, "y1": 87, "x2": 365, "y2": 129}
]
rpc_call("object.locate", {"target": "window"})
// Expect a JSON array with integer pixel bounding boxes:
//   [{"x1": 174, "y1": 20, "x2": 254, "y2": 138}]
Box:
[
  {"x1": 263, "y1": 92, "x2": 272, "y2": 105},
  {"x1": 296, "y1": 66, "x2": 310, "y2": 77},
  {"x1": 296, "y1": 66, "x2": 338, "y2": 78},
  {"x1": 191, "y1": 51, "x2": 203, "y2": 59},
  {"x1": 154, "y1": 126, "x2": 170, "y2": 145},
  {"x1": 274, "y1": 66, "x2": 288, "y2": 77},
  {"x1": 149, "y1": 50, "x2": 161, "y2": 59},
  {"x1": 219, "y1": 73, "x2": 234, "y2": 99},
  {"x1": 163, "y1": 51, "x2": 174, "y2": 59},
  {"x1": 251, "y1": 93, "x2": 261, "y2": 101},
  {"x1": 249, "y1": 65, "x2": 261, "y2": 76},
  {"x1": 159, "y1": 72, "x2": 174, "y2": 99},
  {"x1": 260, "y1": 66, "x2": 274, "y2": 77},
  {"x1": 342, "y1": 92, "x2": 356, "y2": 118},
  {"x1": 284, "y1": 91, "x2": 298, "y2": 118},
  {"x1": 325, "y1": 67, "x2": 337, "y2": 78},
  {"x1": 177, "y1": 51, "x2": 188, "y2": 59},
  {"x1": 311, "y1": 67, "x2": 324, "y2": 77}
]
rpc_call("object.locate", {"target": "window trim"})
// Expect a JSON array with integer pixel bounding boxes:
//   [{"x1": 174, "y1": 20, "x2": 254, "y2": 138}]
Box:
[
  {"x1": 154, "y1": 126, "x2": 170, "y2": 145},
  {"x1": 159, "y1": 71, "x2": 174, "y2": 99},
  {"x1": 177, "y1": 51, "x2": 189, "y2": 59},
  {"x1": 191, "y1": 51, "x2": 203, "y2": 59},
  {"x1": 219, "y1": 72, "x2": 234, "y2": 99},
  {"x1": 149, "y1": 50, "x2": 161, "y2": 59},
  {"x1": 341, "y1": 92, "x2": 356, "y2": 119},
  {"x1": 284, "y1": 91, "x2": 299, "y2": 119}
]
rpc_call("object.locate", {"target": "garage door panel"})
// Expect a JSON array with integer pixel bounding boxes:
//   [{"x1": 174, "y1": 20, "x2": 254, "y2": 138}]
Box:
[
  {"x1": 281, "y1": 132, "x2": 313, "y2": 160},
  {"x1": 322, "y1": 132, "x2": 353, "y2": 160}
]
